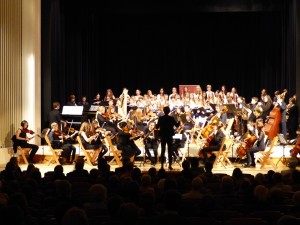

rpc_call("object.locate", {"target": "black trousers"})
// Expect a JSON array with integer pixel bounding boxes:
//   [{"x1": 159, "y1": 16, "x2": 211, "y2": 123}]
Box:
[
  {"x1": 160, "y1": 137, "x2": 174, "y2": 167},
  {"x1": 19, "y1": 143, "x2": 38, "y2": 160}
]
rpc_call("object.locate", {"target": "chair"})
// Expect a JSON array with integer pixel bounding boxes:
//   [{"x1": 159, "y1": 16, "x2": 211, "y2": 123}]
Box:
[
  {"x1": 256, "y1": 136, "x2": 278, "y2": 169},
  {"x1": 225, "y1": 118, "x2": 235, "y2": 137},
  {"x1": 76, "y1": 136, "x2": 96, "y2": 166},
  {"x1": 104, "y1": 135, "x2": 123, "y2": 167},
  {"x1": 212, "y1": 138, "x2": 234, "y2": 168},
  {"x1": 44, "y1": 135, "x2": 63, "y2": 165},
  {"x1": 17, "y1": 146, "x2": 31, "y2": 164}
]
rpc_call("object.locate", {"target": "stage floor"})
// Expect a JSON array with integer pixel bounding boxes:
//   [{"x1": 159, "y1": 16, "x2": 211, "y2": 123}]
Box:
[{"x1": 0, "y1": 142, "x2": 295, "y2": 177}]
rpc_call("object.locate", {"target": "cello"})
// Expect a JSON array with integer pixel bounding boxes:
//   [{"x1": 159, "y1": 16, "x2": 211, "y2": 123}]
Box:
[
  {"x1": 290, "y1": 137, "x2": 300, "y2": 158},
  {"x1": 236, "y1": 131, "x2": 257, "y2": 158}
]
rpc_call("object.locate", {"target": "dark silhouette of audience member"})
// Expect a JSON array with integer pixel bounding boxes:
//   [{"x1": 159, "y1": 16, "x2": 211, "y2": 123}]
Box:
[
  {"x1": 118, "y1": 202, "x2": 140, "y2": 225},
  {"x1": 157, "y1": 190, "x2": 189, "y2": 225},
  {"x1": 190, "y1": 158, "x2": 205, "y2": 178},
  {"x1": 83, "y1": 184, "x2": 108, "y2": 217},
  {"x1": 61, "y1": 207, "x2": 89, "y2": 225},
  {"x1": 66, "y1": 158, "x2": 89, "y2": 178}
]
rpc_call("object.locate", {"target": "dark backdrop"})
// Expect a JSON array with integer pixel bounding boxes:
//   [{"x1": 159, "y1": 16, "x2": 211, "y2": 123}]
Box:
[{"x1": 41, "y1": 0, "x2": 297, "y2": 127}]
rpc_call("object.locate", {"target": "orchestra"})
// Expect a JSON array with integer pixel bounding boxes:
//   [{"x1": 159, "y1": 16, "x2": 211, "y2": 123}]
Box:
[{"x1": 10, "y1": 85, "x2": 299, "y2": 169}]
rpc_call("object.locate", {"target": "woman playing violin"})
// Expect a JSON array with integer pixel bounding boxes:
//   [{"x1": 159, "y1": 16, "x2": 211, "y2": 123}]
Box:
[
  {"x1": 49, "y1": 122, "x2": 76, "y2": 164},
  {"x1": 96, "y1": 106, "x2": 118, "y2": 134},
  {"x1": 13, "y1": 120, "x2": 39, "y2": 163},
  {"x1": 79, "y1": 121, "x2": 108, "y2": 165}
]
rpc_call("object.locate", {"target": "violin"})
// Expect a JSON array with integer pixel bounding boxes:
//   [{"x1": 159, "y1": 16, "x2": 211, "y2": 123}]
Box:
[
  {"x1": 102, "y1": 113, "x2": 110, "y2": 119},
  {"x1": 24, "y1": 128, "x2": 35, "y2": 135},
  {"x1": 23, "y1": 128, "x2": 41, "y2": 138},
  {"x1": 290, "y1": 137, "x2": 300, "y2": 158},
  {"x1": 54, "y1": 130, "x2": 62, "y2": 136}
]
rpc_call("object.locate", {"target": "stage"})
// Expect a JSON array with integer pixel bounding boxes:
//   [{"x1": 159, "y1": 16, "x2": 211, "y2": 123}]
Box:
[{"x1": 0, "y1": 141, "x2": 295, "y2": 177}]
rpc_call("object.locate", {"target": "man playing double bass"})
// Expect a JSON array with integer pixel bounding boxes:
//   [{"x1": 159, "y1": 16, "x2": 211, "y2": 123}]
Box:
[{"x1": 199, "y1": 121, "x2": 226, "y2": 164}]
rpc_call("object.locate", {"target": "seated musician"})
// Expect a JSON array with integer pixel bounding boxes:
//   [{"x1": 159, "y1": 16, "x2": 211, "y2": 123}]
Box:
[
  {"x1": 96, "y1": 106, "x2": 117, "y2": 134},
  {"x1": 143, "y1": 121, "x2": 159, "y2": 165},
  {"x1": 243, "y1": 119, "x2": 266, "y2": 168},
  {"x1": 79, "y1": 121, "x2": 108, "y2": 165},
  {"x1": 12, "y1": 120, "x2": 39, "y2": 163},
  {"x1": 117, "y1": 122, "x2": 141, "y2": 160},
  {"x1": 133, "y1": 108, "x2": 148, "y2": 132},
  {"x1": 199, "y1": 122, "x2": 225, "y2": 164},
  {"x1": 48, "y1": 122, "x2": 76, "y2": 164}
]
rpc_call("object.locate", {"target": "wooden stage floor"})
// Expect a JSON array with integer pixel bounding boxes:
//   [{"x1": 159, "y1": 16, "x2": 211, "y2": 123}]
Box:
[
  {"x1": 0, "y1": 142, "x2": 295, "y2": 177},
  {"x1": 0, "y1": 157, "x2": 292, "y2": 178}
]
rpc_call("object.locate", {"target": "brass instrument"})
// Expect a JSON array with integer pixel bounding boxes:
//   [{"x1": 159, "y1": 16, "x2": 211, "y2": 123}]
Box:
[
  {"x1": 253, "y1": 105, "x2": 263, "y2": 117},
  {"x1": 241, "y1": 104, "x2": 252, "y2": 120}
]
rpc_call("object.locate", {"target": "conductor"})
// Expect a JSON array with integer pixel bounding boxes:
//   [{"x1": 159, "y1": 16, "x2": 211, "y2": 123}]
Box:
[{"x1": 156, "y1": 106, "x2": 180, "y2": 170}]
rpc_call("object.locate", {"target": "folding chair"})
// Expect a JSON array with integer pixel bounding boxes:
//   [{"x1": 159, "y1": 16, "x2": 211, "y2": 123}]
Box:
[
  {"x1": 17, "y1": 146, "x2": 31, "y2": 164},
  {"x1": 212, "y1": 138, "x2": 234, "y2": 168},
  {"x1": 76, "y1": 136, "x2": 96, "y2": 166},
  {"x1": 44, "y1": 135, "x2": 63, "y2": 165},
  {"x1": 256, "y1": 136, "x2": 278, "y2": 169},
  {"x1": 104, "y1": 135, "x2": 123, "y2": 167},
  {"x1": 225, "y1": 118, "x2": 235, "y2": 137}
]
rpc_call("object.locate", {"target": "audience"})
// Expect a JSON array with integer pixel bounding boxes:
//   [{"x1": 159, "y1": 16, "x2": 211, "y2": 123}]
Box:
[{"x1": 0, "y1": 157, "x2": 300, "y2": 225}]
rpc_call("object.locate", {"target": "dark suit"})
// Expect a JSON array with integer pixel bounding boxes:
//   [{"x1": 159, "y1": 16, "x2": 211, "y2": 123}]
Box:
[
  {"x1": 156, "y1": 114, "x2": 180, "y2": 167},
  {"x1": 48, "y1": 109, "x2": 62, "y2": 128},
  {"x1": 287, "y1": 104, "x2": 299, "y2": 140}
]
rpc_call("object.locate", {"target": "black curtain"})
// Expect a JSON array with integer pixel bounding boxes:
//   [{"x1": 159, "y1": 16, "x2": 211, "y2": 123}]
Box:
[{"x1": 41, "y1": 0, "x2": 297, "y2": 127}]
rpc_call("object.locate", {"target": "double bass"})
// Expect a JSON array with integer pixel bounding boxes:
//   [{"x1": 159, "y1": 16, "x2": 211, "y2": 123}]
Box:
[{"x1": 264, "y1": 105, "x2": 281, "y2": 140}]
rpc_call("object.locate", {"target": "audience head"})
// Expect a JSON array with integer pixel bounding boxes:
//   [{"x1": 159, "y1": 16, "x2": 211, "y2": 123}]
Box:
[
  {"x1": 204, "y1": 161, "x2": 213, "y2": 173},
  {"x1": 118, "y1": 202, "x2": 140, "y2": 225},
  {"x1": 163, "y1": 190, "x2": 182, "y2": 211},
  {"x1": 253, "y1": 185, "x2": 269, "y2": 203},
  {"x1": 141, "y1": 174, "x2": 152, "y2": 187},
  {"x1": 61, "y1": 207, "x2": 88, "y2": 225},
  {"x1": 75, "y1": 158, "x2": 85, "y2": 171},
  {"x1": 232, "y1": 168, "x2": 243, "y2": 180},
  {"x1": 89, "y1": 184, "x2": 107, "y2": 202},
  {"x1": 182, "y1": 160, "x2": 191, "y2": 170},
  {"x1": 191, "y1": 177, "x2": 203, "y2": 191},
  {"x1": 55, "y1": 180, "x2": 72, "y2": 198},
  {"x1": 277, "y1": 215, "x2": 300, "y2": 225},
  {"x1": 292, "y1": 191, "x2": 300, "y2": 207}
]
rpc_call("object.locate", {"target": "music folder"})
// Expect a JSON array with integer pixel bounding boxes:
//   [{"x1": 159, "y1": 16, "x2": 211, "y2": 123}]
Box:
[
  {"x1": 89, "y1": 105, "x2": 99, "y2": 112},
  {"x1": 62, "y1": 106, "x2": 84, "y2": 115}
]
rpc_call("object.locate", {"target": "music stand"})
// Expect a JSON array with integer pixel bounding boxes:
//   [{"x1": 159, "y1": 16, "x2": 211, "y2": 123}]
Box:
[{"x1": 276, "y1": 133, "x2": 288, "y2": 166}]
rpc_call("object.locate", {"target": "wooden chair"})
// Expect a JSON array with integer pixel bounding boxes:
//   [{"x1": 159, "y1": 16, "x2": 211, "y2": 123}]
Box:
[
  {"x1": 256, "y1": 136, "x2": 278, "y2": 169},
  {"x1": 212, "y1": 138, "x2": 234, "y2": 168},
  {"x1": 44, "y1": 135, "x2": 63, "y2": 165},
  {"x1": 104, "y1": 135, "x2": 123, "y2": 167},
  {"x1": 225, "y1": 118, "x2": 235, "y2": 137},
  {"x1": 76, "y1": 136, "x2": 96, "y2": 166},
  {"x1": 17, "y1": 146, "x2": 31, "y2": 164}
]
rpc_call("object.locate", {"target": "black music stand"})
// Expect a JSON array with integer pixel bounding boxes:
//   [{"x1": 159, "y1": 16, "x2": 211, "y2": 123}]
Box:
[{"x1": 276, "y1": 133, "x2": 288, "y2": 166}]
